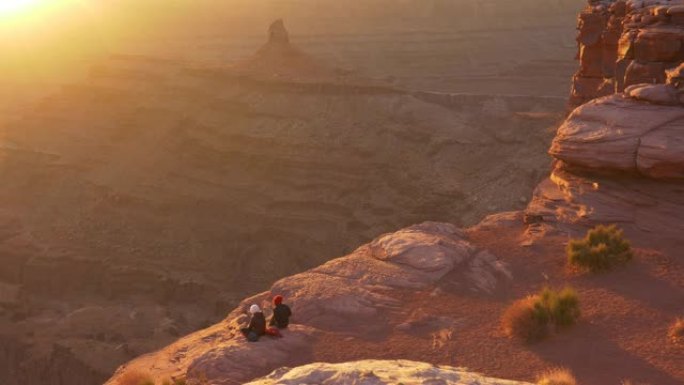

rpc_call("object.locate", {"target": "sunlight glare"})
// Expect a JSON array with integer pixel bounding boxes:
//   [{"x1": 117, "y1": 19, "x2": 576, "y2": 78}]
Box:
[{"x1": 0, "y1": 0, "x2": 38, "y2": 15}]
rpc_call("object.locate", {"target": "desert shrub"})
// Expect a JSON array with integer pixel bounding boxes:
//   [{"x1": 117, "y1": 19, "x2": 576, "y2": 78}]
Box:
[
  {"x1": 502, "y1": 287, "x2": 580, "y2": 342},
  {"x1": 502, "y1": 296, "x2": 551, "y2": 342},
  {"x1": 540, "y1": 287, "x2": 581, "y2": 327},
  {"x1": 669, "y1": 317, "x2": 684, "y2": 344},
  {"x1": 567, "y1": 224, "x2": 633, "y2": 272},
  {"x1": 537, "y1": 367, "x2": 577, "y2": 385}
]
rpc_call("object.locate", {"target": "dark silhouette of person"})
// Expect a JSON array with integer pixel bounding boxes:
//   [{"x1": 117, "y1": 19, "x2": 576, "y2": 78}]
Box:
[
  {"x1": 241, "y1": 304, "x2": 266, "y2": 341},
  {"x1": 269, "y1": 295, "x2": 292, "y2": 329}
]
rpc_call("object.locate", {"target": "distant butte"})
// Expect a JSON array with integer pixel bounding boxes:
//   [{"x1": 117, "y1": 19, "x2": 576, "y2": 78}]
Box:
[{"x1": 230, "y1": 19, "x2": 346, "y2": 82}]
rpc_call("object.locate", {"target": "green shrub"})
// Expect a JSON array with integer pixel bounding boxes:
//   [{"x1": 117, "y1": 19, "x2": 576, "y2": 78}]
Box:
[
  {"x1": 537, "y1": 367, "x2": 577, "y2": 385},
  {"x1": 567, "y1": 224, "x2": 633, "y2": 271},
  {"x1": 540, "y1": 287, "x2": 581, "y2": 327},
  {"x1": 502, "y1": 287, "x2": 580, "y2": 342}
]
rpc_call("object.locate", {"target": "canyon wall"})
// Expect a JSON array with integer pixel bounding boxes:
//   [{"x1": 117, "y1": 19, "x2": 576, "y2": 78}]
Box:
[
  {"x1": 0, "y1": 21, "x2": 565, "y2": 385},
  {"x1": 105, "y1": 65, "x2": 684, "y2": 385},
  {"x1": 570, "y1": 0, "x2": 684, "y2": 107},
  {"x1": 103, "y1": 8, "x2": 684, "y2": 385}
]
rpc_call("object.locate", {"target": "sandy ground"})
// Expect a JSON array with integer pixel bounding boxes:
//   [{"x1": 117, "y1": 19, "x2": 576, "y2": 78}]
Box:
[{"x1": 312, "y1": 223, "x2": 684, "y2": 385}]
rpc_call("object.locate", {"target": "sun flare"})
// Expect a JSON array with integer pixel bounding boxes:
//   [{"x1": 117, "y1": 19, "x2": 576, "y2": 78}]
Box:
[{"x1": 0, "y1": 0, "x2": 38, "y2": 15}]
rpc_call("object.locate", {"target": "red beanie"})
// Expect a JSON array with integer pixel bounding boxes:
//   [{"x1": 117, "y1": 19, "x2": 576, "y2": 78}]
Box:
[{"x1": 273, "y1": 295, "x2": 283, "y2": 305}]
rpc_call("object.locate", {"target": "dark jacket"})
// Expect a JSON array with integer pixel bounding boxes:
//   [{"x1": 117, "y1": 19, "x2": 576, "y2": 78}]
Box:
[
  {"x1": 269, "y1": 304, "x2": 292, "y2": 328},
  {"x1": 248, "y1": 312, "x2": 266, "y2": 335}
]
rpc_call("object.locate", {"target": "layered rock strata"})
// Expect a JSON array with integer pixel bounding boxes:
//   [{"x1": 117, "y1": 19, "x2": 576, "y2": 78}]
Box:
[
  {"x1": 570, "y1": 0, "x2": 684, "y2": 107},
  {"x1": 529, "y1": 64, "x2": 684, "y2": 245},
  {"x1": 0, "y1": 21, "x2": 562, "y2": 385}
]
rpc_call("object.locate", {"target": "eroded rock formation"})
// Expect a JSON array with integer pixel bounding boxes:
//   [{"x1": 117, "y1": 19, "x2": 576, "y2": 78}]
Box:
[
  {"x1": 570, "y1": 0, "x2": 684, "y2": 107},
  {"x1": 105, "y1": 222, "x2": 513, "y2": 385},
  {"x1": 529, "y1": 63, "x2": 684, "y2": 246},
  {"x1": 553, "y1": 64, "x2": 684, "y2": 179},
  {"x1": 230, "y1": 20, "x2": 350, "y2": 82}
]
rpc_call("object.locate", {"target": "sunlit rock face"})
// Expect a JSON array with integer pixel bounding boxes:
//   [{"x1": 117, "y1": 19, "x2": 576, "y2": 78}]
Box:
[
  {"x1": 244, "y1": 360, "x2": 532, "y2": 385},
  {"x1": 554, "y1": 63, "x2": 684, "y2": 179},
  {"x1": 527, "y1": 64, "x2": 684, "y2": 246},
  {"x1": 570, "y1": 0, "x2": 684, "y2": 107}
]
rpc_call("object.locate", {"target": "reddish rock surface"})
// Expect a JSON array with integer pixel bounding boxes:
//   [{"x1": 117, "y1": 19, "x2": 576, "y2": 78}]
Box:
[
  {"x1": 570, "y1": 0, "x2": 684, "y2": 107},
  {"x1": 106, "y1": 222, "x2": 514, "y2": 385}
]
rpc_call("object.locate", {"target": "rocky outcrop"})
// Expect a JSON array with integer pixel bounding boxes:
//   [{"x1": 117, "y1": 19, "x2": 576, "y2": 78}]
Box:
[
  {"x1": 244, "y1": 360, "x2": 532, "y2": 385},
  {"x1": 553, "y1": 63, "x2": 684, "y2": 179},
  {"x1": 106, "y1": 222, "x2": 512, "y2": 385},
  {"x1": 528, "y1": 63, "x2": 684, "y2": 245},
  {"x1": 570, "y1": 0, "x2": 684, "y2": 107}
]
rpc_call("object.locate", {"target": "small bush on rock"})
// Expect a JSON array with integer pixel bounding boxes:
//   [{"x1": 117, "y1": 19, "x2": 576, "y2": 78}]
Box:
[
  {"x1": 669, "y1": 317, "x2": 684, "y2": 344},
  {"x1": 567, "y1": 224, "x2": 633, "y2": 272},
  {"x1": 502, "y1": 287, "x2": 580, "y2": 342},
  {"x1": 537, "y1": 367, "x2": 577, "y2": 385}
]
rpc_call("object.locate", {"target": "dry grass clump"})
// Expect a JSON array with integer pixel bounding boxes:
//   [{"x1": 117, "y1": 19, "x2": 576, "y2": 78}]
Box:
[
  {"x1": 502, "y1": 296, "x2": 550, "y2": 342},
  {"x1": 536, "y1": 367, "x2": 577, "y2": 385},
  {"x1": 502, "y1": 287, "x2": 580, "y2": 342},
  {"x1": 567, "y1": 224, "x2": 633, "y2": 272},
  {"x1": 669, "y1": 317, "x2": 684, "y2": 344}
]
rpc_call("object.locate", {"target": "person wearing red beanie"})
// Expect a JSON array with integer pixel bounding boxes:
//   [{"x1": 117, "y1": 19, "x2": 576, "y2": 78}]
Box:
[{"x1": 269, "y1": 294, "x2": 292, "y2": 329}]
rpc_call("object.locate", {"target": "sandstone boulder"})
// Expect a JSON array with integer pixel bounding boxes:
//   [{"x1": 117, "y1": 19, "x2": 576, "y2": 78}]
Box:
[
  {"x1": 244, "y1": 360, "x2": 533, "y2": 385},
  {"x1": 550, "y1": 94, "x2": 684, "y2": 178},
  {"x1": 268, "y1": 222, "x2": 508, "y2": 332},
  {"x1": 624, "y1": 83, "x2": 680, "y2": 104}
]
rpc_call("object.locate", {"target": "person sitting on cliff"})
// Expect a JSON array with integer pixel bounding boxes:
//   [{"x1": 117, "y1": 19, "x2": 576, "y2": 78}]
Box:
[
  {"x1": 240, "y1": 304, "x2": 266, "y2": 342},
  {"x1": 269, "y1": 295, "x2": 292, "y2": 329}
]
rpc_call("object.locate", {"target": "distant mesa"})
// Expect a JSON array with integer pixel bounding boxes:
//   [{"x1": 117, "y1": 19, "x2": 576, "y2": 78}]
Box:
[{"x1": 230, "y1": 19, "x2": 354, "y2": 82}]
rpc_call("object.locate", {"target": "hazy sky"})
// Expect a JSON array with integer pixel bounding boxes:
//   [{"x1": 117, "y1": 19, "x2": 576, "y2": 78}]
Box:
[{"x1": 0, "y1": 0, "x2": 582, "y2": 82}]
